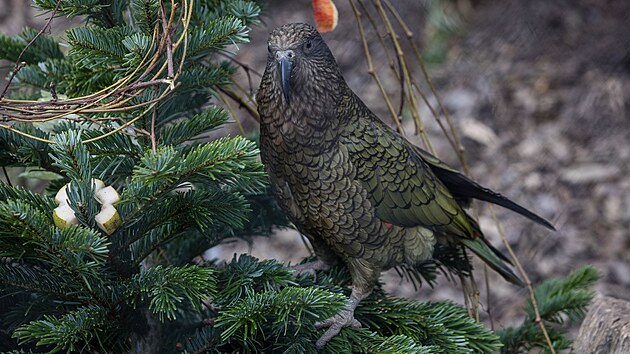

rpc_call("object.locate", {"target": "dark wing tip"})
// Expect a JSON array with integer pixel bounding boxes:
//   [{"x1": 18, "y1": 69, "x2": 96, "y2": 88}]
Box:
[
  {"x1": 494, "y1": 196, "x2": 556, "y2": 231},
  {"x1": 531, "y1": 213, "x2": 556, "y2": 231}
]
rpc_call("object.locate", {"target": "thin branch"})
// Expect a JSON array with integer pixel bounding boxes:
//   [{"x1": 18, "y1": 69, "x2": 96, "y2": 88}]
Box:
[
  {"x1": 2, "y1": 166, "x2": 13, "y2": 187},
  {"x1": 218, "y1": 52, "x2": 263, "y2": 78},
  {"x1": 217, "y1": 86, "x2": 259, "y2": 122},
  {"x1": 355, "y1": 1, "x2": 405, "y2": 118},
  {"x1": 349, "y1": 0, "x2": 405, "y2": 135},
  {"x1": 159, "y1": 0, "x2": 175, "y2": 78},
  {"x1": 0, "y1": 0, "x2": 61, "y2": 99},
  {"x1": 372, "y1": 0, "x2": 434, "y2": 152},
  {"x1": 484, "y1": 265, "x2": 496, "y2": 331},
  {"x1": 150, "y1": 90, "x2": 158, "y2": 154},
  {"x1": 217, "y1": 91, "x2": 245, "y2": 136},
  {"x1": 0, "y1": 124, "x2": 54, "y2": 144},
  {"x1": 1, "y1": 62, "x2": 26, "y2": 100},
  {"x1": 83, "y1": 86, "x2": 175, "y2": 143},
  {"x1": 230, "y1": 79, "x2": 259, "y2": 111},
  {"x1": 491, "y1": 205, "x2": 557, "y2": 354},
  {"x1": 396, "y1": 53, "x2": 405, "y2": 117},
  {"x1": 459, "y1": 274, "x2": 473, "y2": 318},
  {"x1": 383, "y1": 0, "x2": 468, "y2": 170},
  {"x1": 0, "y1": 79, "x2": 174, "y2": 120},
  {"x1": 357, "y1": 0, "x2": 397, "y2": 74}
]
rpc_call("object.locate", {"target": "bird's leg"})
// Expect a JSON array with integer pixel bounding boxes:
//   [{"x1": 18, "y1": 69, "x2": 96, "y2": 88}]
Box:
[
  {"x1": 291, "y1": 258, "x2": 331, "y2": 277},
  {"x1": 314, "y1": 286, "x2": 371, "y2": 349},
  {"x1": 292, "y1": 235, "x2": 339, "y2": 278}
]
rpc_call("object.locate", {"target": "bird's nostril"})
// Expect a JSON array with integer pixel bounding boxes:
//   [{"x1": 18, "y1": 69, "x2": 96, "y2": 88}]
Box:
[{"x1": 276, "y1": 50, "x2": 295, "y2": 60}]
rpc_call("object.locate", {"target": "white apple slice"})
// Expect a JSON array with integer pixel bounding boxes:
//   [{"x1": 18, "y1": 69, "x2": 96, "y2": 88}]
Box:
[
  {"x1": 53, "y1": 204, "x2": 79, "y2": 229},
  {"x1": 95, "y1": 204, "x2": 122, "y2": 235}
]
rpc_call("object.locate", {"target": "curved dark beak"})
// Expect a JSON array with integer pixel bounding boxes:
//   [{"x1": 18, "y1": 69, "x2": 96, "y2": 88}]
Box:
[{"x1": 276, "y1": 50, "x2": 293, "y2": 102}]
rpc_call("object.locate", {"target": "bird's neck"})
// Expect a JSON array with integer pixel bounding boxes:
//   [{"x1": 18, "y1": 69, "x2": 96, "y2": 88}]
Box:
[{"x1": 260, "y1": 77, "x2": 348, "y2": 148}]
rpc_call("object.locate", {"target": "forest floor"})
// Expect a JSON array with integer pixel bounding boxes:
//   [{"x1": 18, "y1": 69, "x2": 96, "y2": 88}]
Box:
[{"x1": 211, "y1": 0, "x2": 630, "y2": 333}]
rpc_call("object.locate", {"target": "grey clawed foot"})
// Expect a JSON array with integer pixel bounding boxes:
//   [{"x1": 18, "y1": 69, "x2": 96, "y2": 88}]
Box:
[{"x1": 314, "y1": 308, "x2": 361, "y2": 349}]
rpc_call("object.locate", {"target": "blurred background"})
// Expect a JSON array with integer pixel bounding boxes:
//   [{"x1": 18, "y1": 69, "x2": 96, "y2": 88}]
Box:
[{"x1": 2, "y1": 0, "x2": 628, "y2": 333}]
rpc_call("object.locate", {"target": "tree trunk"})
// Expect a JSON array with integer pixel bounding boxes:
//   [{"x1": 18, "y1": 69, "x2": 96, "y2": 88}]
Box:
[{"x1": 573, "y1": 295, "x2": 630, "y2": 354}]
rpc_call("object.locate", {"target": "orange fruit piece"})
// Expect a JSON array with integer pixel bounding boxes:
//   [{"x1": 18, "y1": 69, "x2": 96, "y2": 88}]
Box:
[{"x1": 312, "y1": 0, "x2": 338, "y2": 32}]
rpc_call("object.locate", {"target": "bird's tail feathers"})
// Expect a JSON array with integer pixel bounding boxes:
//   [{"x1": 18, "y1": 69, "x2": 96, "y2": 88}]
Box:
[
  {"x1": 427, "y1": 162, "x2": 556, "y2": 231},
  {"x1": 460, "y1": 238, "x2": 525, "y2": 287}
]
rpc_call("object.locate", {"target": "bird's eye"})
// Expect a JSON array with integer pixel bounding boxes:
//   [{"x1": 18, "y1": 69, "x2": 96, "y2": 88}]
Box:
[{"x1": 303, "y1": 40, "x2": 313, "y2": 52}]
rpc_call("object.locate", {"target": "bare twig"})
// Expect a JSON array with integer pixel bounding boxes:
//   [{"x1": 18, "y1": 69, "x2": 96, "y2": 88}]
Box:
[
  {"x1": 396, "y1": 54, "x2": 405, "y2": 117},
  {"x1": 0, "y1": 1, "x2": 61, "y2": 99},
  {"x1": 0, "y1": 0, "x2": 197, "y2": 148},
  {"x1": 491, "y1": 206, "x2": 557, "y2": 354},
  {"x1": 1, "y1": 79, "x2": 174, "y2": 120},
  {"x1": 349, "y1": 0, "x2": 405, "y2": 135},
  {"x1": 484, "y1": 266, "x2": 496, "y2": 330},
  {"x1": 470, "y1": 268, "x2": 480, "y2": 322},
  {"x1": 1, "y1": 62, "x2": 26, "y2": 100},
  {"x1": 371, "y1": 0, "x2": 434, "y2": 152},
  {"x1": 217, "y1": 86, "x2": 260, "y2": 122},
  {"x1": 150, "y1": 88, "x2": 158, "y2": 154},
  {"x1": 217, "y1": 91, "x2": 246, "y2": 136},
  {"x1": 1, "y1": 166, "x2": 13, "y2": 187},
  {"x1": 383, "y1": 0, "x2": 468, "y2": 170},
  {"x1": 230, "y1": 79, "x2": 258, "y2": 110},
  {"x1": 460, "y1": 274, "x2": 473, "y2": 317},
  {"x1": 218, "y1": 52, "x2": 263, "y2": 78},
  {"x1": 49, "y1": 81, "x2": 58, "y2": 101},
  {"x1": 159, "y1": 0, "x2": 175, "y2": 78},
  {"x1": 356, "y1": 0, "x2": 397, "y2": 73}
]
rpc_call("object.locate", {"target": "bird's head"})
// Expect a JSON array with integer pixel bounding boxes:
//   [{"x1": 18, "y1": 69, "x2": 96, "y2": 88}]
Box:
[{"x1": 265, "y1": 23, "x2": 340, "y2": 103}]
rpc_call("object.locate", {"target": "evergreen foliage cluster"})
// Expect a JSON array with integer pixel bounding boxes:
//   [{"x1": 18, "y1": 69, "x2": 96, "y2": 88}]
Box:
[
  {"x1": 0, "y1": 0, "x2": 597, "y2": 353},
  {"x1": 498, "y1": 265, "x2": 599, "y2": 353}
]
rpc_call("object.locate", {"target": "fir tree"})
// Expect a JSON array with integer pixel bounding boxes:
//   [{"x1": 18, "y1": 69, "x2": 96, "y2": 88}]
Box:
[{"x1": 0, "y1": 1, "x2": 596, "y2": 353}]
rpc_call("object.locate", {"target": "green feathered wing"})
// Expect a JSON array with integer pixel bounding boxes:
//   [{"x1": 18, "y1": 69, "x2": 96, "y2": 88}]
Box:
[{"x1": 341, "y1": 112, "x2": 524, "y2": 285}]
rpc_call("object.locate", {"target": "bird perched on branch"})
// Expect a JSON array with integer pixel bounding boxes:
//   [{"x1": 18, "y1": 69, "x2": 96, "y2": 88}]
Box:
[{"x1": 257, "y1": 23, "x2": 555, "y2": 349}]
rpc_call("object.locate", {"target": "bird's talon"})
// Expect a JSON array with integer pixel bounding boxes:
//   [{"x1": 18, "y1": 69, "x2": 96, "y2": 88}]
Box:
[
  {"x1": 313, "y1": 320, "x2": 327, "y2": 329},
  {"x1": 314, "y1": 310, "x2": 361, "y2": 348}
]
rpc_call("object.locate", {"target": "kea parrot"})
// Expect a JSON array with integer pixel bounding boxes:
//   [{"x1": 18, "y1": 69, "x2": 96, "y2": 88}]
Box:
[{"x1": 256, "y1": 23, "x2": 555, "y2": 349}]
